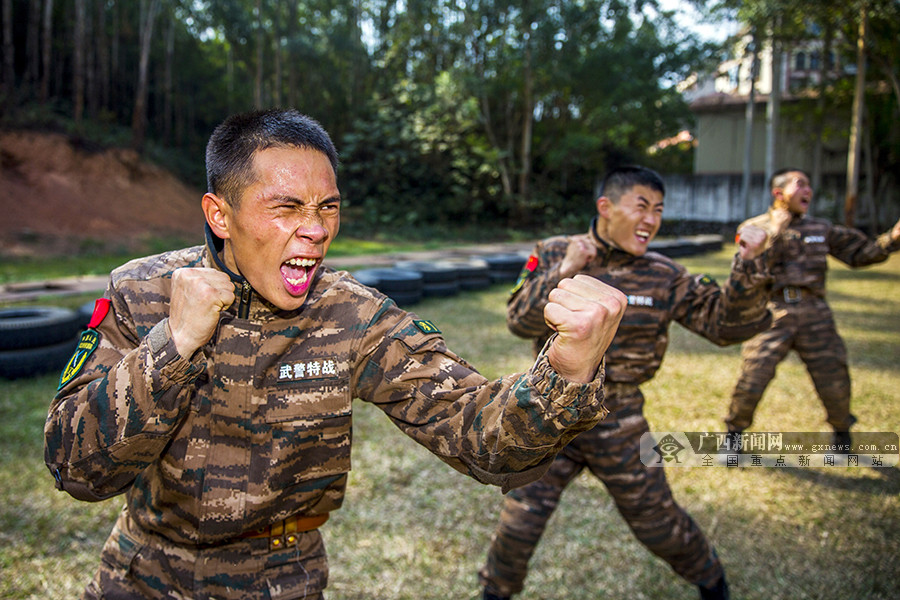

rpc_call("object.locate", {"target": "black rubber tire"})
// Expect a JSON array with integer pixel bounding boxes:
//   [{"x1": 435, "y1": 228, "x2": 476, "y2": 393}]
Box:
[
  {"x1": 0, "y1": 306, "x2": 84, "y2": 351},
  {"x1": 352, "y1": 270, "x2": 382, "y2": 289},
  {"x1": 353, "y1": 268, "x2": 423, "y2": 293},
  {"x1": 78, "y1": 300, "x2": 98, "y2": 323},
  {"x1": 393, "y1": 261, "x2": 459, "y2": 284},
  {"x1": 459, "y1": 276, "x2": 492, "y2": 291},
  {"x1": 483, "y1": 253, "x2": 527, "y2": 271},
  {"x1": 422, "y1": 281, "x2": 460, "y2": 297},
  {"x1": 0, "y1": 337, "x2": 79, "y2": 380},
  {"x1": 387, "y1": 291, "x2": 423, "y2": 307}
]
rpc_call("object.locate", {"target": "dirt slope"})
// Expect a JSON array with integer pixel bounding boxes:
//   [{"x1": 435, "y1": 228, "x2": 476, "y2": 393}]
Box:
[{"x1": 0, "y1": 130, "x2": 206, "y2": 257}]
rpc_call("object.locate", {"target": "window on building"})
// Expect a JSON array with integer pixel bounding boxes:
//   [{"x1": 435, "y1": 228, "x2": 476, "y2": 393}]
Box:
[
  {"x1": 810, "y1": 51, "x2": 820, "y2": 71},
  {"x1": 796, "y1": 51, "x2": 807, "y2": 71}
]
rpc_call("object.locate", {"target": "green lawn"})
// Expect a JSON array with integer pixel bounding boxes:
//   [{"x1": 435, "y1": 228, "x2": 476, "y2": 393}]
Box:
[{"x1": 1, "y1": 245, "x2": 898, "y2": 599}]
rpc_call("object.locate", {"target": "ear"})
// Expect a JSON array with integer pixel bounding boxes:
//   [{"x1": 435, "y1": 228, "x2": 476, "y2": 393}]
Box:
[
  {"x1": 202, "y1": 193, "x2": 232, "y2": 240},
  {"x1": 596, "y1": 196, "x2": 612, "y2": 220}
]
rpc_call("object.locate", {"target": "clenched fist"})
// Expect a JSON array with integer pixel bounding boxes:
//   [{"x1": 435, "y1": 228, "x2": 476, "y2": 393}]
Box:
[
  {"x1": 169, "y1": 268, "x2": 236, "y2": 357},
  {"x1": 544, "y1": 274, "x2": 627, "y2": 383},
  {"x1": 736, "y1": 224, "x2": 768, "y2": 260}
]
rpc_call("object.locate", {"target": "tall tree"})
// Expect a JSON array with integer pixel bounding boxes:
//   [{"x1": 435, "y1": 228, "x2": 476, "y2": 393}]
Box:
[
  {"x1": 132, "y1": 0, "x2": 161, "y2": 151},
  {"x1": 844, "y1": 2, "x2": 867, "y2": 227},
  {"x1": 73, "y1": 0, "x2": 86, "y2": 123},
  {"x1": 1, "y1": 0, "x2": 13, "y2": 92},
  {"x1": 39, "y1": 0, "x2": 53, "y2": 102}
]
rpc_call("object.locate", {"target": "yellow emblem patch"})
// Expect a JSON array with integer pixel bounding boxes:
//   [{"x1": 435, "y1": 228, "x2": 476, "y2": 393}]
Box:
[
  {"x1": 58, "y1": 329, "x2": 100, "y2": 390},
  {"x1": 413, "y1": 319, "x2": 441, "y2": 334}
]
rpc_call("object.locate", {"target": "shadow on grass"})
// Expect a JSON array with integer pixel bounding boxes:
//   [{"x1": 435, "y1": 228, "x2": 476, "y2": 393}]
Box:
[{"x1": 765, "y1": 465, "x2": 900, "y2": 496}]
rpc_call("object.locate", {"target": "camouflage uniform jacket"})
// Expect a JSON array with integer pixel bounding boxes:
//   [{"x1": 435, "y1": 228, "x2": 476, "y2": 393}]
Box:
[
  {"x1": 44, "y1": 242, "x2": 609, "y2": 546},
  {"x1": 739, "y1": 209, "x2": 900, "y2": 298},
  {"x1": 509, "y1": 219, "x2": 773, "y2": 384}
]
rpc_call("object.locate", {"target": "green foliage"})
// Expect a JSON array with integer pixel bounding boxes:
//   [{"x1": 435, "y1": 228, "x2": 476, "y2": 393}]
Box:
[{"x1": 1, "y1": 0, "x2": 721, "y2": 233}]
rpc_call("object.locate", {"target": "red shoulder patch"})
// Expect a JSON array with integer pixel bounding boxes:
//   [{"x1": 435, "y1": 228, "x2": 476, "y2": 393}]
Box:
[{"x1": 87, "y1": 298, "x2": 112, "y2": 329}]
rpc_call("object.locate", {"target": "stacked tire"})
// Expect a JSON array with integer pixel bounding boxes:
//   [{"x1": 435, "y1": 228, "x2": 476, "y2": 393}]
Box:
[
  {"x1": 352, "y1": 268, "x2": 424, "y2": 307},
  {"x1": 483, "y1": 253, "x2": 528, "y2": 284},
  {"x1": 0, "y1": 306, "x2": 84, "y2": 380},
  {"x1": 393, "y1": 261, "x2": 459, "y2": 298},
  {"x1": 436, "y1": 259, "x2": 492, "y2": 291}
]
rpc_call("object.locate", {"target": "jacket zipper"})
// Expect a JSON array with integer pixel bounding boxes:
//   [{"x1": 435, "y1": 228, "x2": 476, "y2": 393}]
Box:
[{"x1": 238, "y1": 281, "x2": 252, "y2": 319}]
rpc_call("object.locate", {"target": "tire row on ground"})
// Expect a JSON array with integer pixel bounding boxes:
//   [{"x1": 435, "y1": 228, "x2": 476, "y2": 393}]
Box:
[
  {"x1": 0, "y1": 305, "x2": 93, "y2": 379},
  {"x1": 353, "y1": 253, "x2": 528, "y2": 308}
]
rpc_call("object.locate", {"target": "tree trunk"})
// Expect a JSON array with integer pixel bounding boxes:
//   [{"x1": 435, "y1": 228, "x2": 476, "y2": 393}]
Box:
[
  {"x1": 740, "y1": 32, "x2": 758, "y2": 219},
  {"x1": 254, "y1": 0, "x2": 263, "y2": 109},
  {"x1": 73, "y1": 0, "x2": 86, "y2": 123},
  {"x1": 286, "y1": 1, "x2": 298, "y2": 109},
  {"x1": 765, "y1": 25, "x2": 782, "y2": 188},
  {"x1": 2, "y1": 0, "x2": 14, "y2": 92},
  {"x1": 163, "y1": 17, "x2": 174, "y2": 144},
  {"x1": 111, "y1": 0, "x2": 119, "y2": 110},
  {"x1": 811, "y1": 23, "x2": 833, "y2": 197},
  {"x1": 25, "y1": 0, "x2": 41, "y2": 88},
  {"x1": 131, "y1": 0, "x2": 161, "y2": 152},
  {"x1": 85, "y1": 0, "x2": 97, "y2": 118},
  {"x1": 518, "y1": 36, "x2": 534, "y2": 209},
  {"x1": 95, "y1": 0, "x2": 109, "y2": 110},
  {"x1": 845, "y1": 4, "x2": 867, "y2": 227},
  {"x1": 40, "y1": 0, "x2": 53, "y2": 102}
]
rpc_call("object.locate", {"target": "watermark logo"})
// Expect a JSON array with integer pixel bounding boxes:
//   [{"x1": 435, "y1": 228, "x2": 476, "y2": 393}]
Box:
[
  {"x1": 652, "y1": 434, "x2": 687, "y2": 464},
  {"x1": 640, "y1": 432, "x2": 899, "y2": 468}
]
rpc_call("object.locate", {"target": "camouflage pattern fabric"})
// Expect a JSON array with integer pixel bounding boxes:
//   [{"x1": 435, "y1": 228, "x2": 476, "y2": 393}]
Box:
[
  {"x1": 726, "y1": 210, "x2": 900, "y2": 432},
  {"x1": 479, "y1": 384, "x2": 724, "y2": 596},
  {"x1": 45, "y1": 241, "x2": 610, "y2": 599},
  {"x1": 83, "y1": 507, "x2": 328, "y2": 600},
  {"x1": 479, "y1": 222, "x2": 772, "y2": 596}
]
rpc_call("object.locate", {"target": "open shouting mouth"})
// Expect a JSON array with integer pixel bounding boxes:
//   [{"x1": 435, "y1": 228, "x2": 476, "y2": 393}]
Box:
[{"x1": 281, "y1": 257, "x2": 318, "y2": 295}]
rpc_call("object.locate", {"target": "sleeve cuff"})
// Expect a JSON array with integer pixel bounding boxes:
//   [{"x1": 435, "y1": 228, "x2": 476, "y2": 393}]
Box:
[
  {"x1": 145, "y1": 319, "x2": 207, "y2": 388},
  {"x1": 529, "y1": 336, "x2": 606, "y2": 406}
]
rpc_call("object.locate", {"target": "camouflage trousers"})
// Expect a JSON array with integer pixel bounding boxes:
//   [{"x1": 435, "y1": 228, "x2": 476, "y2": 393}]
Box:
[
  {"x1": 478, "y1": 384, "x2": 724, "y2": 597},
  {"x1": 82, "y1": 507, "x2": 329, "y2": 600},
  {"x1": 726, "y1": 295, "x2": 854, "y2": 432}
]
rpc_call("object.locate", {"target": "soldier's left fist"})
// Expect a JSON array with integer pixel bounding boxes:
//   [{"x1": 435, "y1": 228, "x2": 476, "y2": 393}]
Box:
[
  {"x1": 737, "y1": 224, "x2": 768, "y2": 260},
  {"x1": 544, "y1": 274, "x2": 627, "y2": 383}
]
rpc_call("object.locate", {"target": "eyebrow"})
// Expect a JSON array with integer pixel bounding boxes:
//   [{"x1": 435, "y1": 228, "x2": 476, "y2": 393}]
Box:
[
  {"x1": 267, "y1": 194, "x2": 342, "y2": 205},
  {"x1": 636, "y1": 195, "x2": 664, "y2": 207}
]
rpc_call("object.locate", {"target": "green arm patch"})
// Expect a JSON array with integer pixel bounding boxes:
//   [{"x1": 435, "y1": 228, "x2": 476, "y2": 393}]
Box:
[
  {"x1": 698, "y1": 274, "x2": 717, "y2": 286},
  {"x1": 58, "y1": 329, "x2": 100, "y2": 390},
  {"x1": 413, "y1": 319, "x2": 441, "y2": 334}
]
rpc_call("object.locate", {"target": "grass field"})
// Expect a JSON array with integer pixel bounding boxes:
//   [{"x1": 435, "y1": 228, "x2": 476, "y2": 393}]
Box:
[{"x1": 1, "y1": 245, "x2": 898, "y2": 599}]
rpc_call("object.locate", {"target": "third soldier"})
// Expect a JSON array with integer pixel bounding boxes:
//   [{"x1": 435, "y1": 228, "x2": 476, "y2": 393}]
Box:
[{"x1": 724, "y1": 167, "x2": 900, "y2": 451}]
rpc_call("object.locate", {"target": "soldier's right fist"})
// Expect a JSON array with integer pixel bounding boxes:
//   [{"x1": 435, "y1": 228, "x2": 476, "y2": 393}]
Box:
[
  {"x1": 169, "y1": 268, "x2": 236, "y2": 357},
  {"x1": 544, "y1": 274, "x2": 627, "y2": 384}
]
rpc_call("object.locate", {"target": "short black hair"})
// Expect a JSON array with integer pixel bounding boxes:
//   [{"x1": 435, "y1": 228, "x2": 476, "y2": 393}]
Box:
[
  {"x1": 769, "y1": 167, "x2": 810, "y2": 191},
  {"x1": 205, "y1": 109, "x2": 339, "y2": 207},
  {"x1": 599, "y1": 165, "x2": 665, "y2": 202}
]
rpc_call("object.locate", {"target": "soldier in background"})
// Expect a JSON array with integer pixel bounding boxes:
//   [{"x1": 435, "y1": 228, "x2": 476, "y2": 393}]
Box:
[
  {"x1": 724, "y1": 167, "x2": 900, "y2": 450},
  {"x1": 44, "y1": 108, "x2": 628, "y2": 600},
  {"x1": 478, "y1": 165, "x2": 774, "y2": 600}
]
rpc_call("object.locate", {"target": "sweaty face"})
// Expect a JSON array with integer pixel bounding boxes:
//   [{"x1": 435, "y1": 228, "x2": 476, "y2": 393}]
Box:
[
  {"x1": 219, "y1": 146, "x2": 341, "y2": 311},
  {"x1": 598, "y1": 184, "x2": 664, "y2": 256},
  {"x1": 775, "y1": 171, "x2": 812, "y2": 215}
]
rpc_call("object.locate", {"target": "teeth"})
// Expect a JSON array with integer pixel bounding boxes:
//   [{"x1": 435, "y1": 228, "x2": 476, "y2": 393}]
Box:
[
  {"x1": 285, "y1": 258, "x2": 316, "y2": 267},
  {"x1": 285, "y1": 272, "x2": 309, "y2": 286}
]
